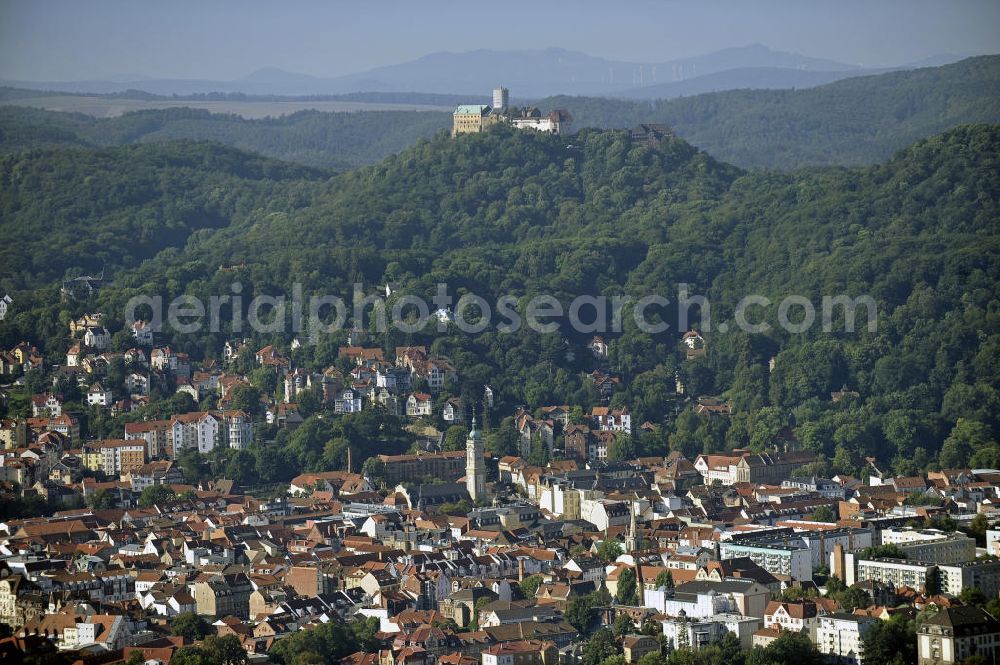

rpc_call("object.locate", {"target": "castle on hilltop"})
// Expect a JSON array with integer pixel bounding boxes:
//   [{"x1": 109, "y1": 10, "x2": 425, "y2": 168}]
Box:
[{"x1": 452, "y1": 86, "x2": 573, "y2": 137}]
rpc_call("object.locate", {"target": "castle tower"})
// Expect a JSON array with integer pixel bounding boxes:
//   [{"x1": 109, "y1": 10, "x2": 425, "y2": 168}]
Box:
[
  {"x1": 492, "y1": 86, "x2": 509, "y2": 113},
  {"x1": 466, "y1": 417, "x2": 487, "y2": 502}
]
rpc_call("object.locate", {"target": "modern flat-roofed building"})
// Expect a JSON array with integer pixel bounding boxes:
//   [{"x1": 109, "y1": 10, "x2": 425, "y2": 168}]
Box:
[
  {"x1": 854, "y1": 558, "x2": 935, "y2": 593},
  {"x1": 816, "y1": 613, "x2": 877, "y2": 665},
  {"x1": 880, "y1": 528, "x2": 976, "y2": 565},
  {"x1": 719, "y1": 540, "x2": 813, "y2": 582},
  {"x1": 937, "y1": 559, "x2": 1000, "y2": 598}
]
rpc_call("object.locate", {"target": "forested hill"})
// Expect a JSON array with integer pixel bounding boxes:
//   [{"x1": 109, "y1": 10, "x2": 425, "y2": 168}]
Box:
[
  {"x1": 0, "y1": 55, "x2": 997, "y2": 171},
  {"x1": 3, "y1": 123, "x2": 996, "y2": 478},
  {"x1": 0, "y1": 141, "x2": 327, "y2": 291},
  {"x1": 539, "y1": 55, "x2": 1000, "y2": 168},
  {"x1": 0, "y1": 106, "x2": 452, "y2": 172}
]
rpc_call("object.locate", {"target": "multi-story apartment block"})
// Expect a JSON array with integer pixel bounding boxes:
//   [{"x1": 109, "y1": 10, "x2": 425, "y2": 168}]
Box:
[
  {"x1": 853, "y1": 558, "x2": 936, "y2": 592},
  {"x1": 816, "y1": 613, "x2": 877, "y2": 665},
  {"x1": 124, "y1": 420, "x2": 171, "y2": 459},
  {"x1": 937, "y1": 560, "x2": 1000, "y2": 598},
  {"x1": 95, "y1": 439, "x2": 146, "y2": 477},
  {"x1": 169, "y1": 411, "x2": 220, "y2": 456},
  {"x1": 719, "y1": 539, "x2": 813, "y2": 582},
  {"x1": 880, "y1": 528, "x2": 976, "y2": 565},
  {"x1": 219, "y1": 410, "x2": 253, "y2": 450}
]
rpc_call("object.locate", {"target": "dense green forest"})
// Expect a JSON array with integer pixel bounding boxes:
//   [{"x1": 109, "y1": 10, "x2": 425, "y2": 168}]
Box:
[
  {"x1": 0, "y1": 141, "x2": 326, "y2": 290},
  {"x1": 0, "y1": 106, "x2": 452, "y2": 171},
  {"x1": 538, "y1": 55, "x2": 1000, "y2": 168},
  {"x1": 1, "y1": 119, "x2": 997, "y2": 482},
  {"x1": 1, "y1": 55, "x2": 998, "y2": 170}
]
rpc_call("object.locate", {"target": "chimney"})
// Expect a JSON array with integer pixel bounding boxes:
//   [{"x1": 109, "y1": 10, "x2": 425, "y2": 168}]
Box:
[{"x1": 518, "y1": 558, "x2": 525, "y2": 582}]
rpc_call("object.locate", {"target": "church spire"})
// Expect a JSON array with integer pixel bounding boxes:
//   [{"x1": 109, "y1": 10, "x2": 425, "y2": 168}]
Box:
[{"x1": 626, "y1": 505, "x2": 639, "y2": 553}]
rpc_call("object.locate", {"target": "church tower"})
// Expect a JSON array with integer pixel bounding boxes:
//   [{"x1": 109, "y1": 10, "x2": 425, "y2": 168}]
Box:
[
  {"x1": 466, "y1": 417, "x2": 487, "y2": 502},
  {"x1": 625, "y1": 505, "x2": 640, "y2": 553}
]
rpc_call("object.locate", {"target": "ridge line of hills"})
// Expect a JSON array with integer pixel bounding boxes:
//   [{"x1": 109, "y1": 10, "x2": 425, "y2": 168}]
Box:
[
  {"x1": 1, "y1": 55, "x2": 997, "y2": 171},
  {"x1": 0, "y1": 44, "x2": 971, "y2": 99}
]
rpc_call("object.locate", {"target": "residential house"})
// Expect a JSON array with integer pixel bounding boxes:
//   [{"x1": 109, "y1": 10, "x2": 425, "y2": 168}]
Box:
[
  {"x1": 442, "y1": 398, "x2": 464, "y2": 424},
  {"x1": 407, "y1": 394, "x2": 433, "y2": 418},
  {"x1": 83, "y1": 327, "x2": 111, "y2": 351},
  {"x1": 87, "y1": 382, "x2": 112, "y2": 407}
]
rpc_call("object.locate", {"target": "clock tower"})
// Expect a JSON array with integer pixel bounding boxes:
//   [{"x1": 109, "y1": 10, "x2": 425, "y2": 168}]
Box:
[{"x1": 466, "y1": 417, "x2": 486, "y2": 502}]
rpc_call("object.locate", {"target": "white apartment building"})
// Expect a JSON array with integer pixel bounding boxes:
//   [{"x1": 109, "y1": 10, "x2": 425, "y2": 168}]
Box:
[
  {"x1": 169, "y1": 412, "x2": 220, "y2": 456},
  {"x1": 661, "y1": 614, "x2": 761, "y2": 651},
  {"x1": 816, "y1": 613, "x2": 877, "y2": 665},
  {"x1": 937, "y1": 560, "x2": 1000, "y2": 598},
  {"x1": 880, "y1": 528, "x2": 975, "y2": 565},
  {"x1": 798, "y1": 528, "x2": 874, "y2": 568},
  {"x1": 719, "y1": 540, "x2": 813, "y2": 581},
  {"x1": 220, "y1": 410, "x2": 253, "y2": 450},
  {"x1": 854, "y1": 557, "x2": 935, "y2": 592}
]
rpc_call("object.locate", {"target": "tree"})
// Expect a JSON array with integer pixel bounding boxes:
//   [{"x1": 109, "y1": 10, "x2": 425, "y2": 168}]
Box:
[
  {"x1": 582, "y1": 628, "x2": 620, "y2": 665},
  {"x1": 858, "y1": 544, "x2": 906, "y2": 560},
  {"x1": 835, "y1": 586, "x2": 873, "y2": 612},
  {"x1": 269, "y1": 620, "x2": 362, "y2": 665},
  {"x1": 608, "y1": 432, "x2": 636, "y2": 462},
  {"x1": 811, "y1": 505, "x2": 836, "y2": 522},
  {"x1": 519, "y1": 575, "x2": 543, "y2": 600},
  {"x1": 526, "y1": 432, "x2": 549, "y2": 467},
  {"x1": 566, "y1": 592, "x2": 599, "y2": 634},
  {"x1": 612, "y1": 614, "x2": 634, "y2": 636},
  {"x1": 203, "y1": 635, "x2": 248, "y2": 665},
  {"x1": 442, "y1": 425, "x2": 468, "y2": 452},
  {"x1": 655, "y1": 569, "x2": 674, "y2": 591},
  {"x1": 959, "y1": 586, "x2": 987, "y2": 607},
  {"x1": 348, "y1": 616, "x2": 380, "y2": 653},
  {"x1": 171, "y1": 647, "x2": 218, "y2": 665},
  {"x1": 825, "y1": 575, "x2": 847, "y2": 594},
  {"x1": 124, "y1": 651, "x2": 146, "y2": 665},
  {"x1": 223, "y1": 450, "x2": 257, "y2": 489},
  {"x1": 486, "y1": 418, "x2": 520, "y2": 457},
  {"x1": 860, "y1": 615, "x2": 917, "y2": 665},
  {"x1": 88, "y1": 488, "x2": 116, "y2": 509},
  {"x1": 597, "y1": 540, "x2": 623, "y2": 563},
  {"x1": 745, "y1": 631, "x2": 823, "y2": 665},
  {"x1": 940, "y1": 419, "x2": 995, "y2": 468},
  {"x1": 966, "y1": 513, "x2": 991, "y2": 546},
  {"x1": 138, "y1": 483, "x2": 177, "y2": 507},
  {"x1": 361, "y1": 456, "x2": 387, "y2": 488},
  {"x1": 615, "y1": 567, "x2": 640, "y2": 606},
  {"x1": 171, "y1": 612, "x2": 213, "y2": 641}
]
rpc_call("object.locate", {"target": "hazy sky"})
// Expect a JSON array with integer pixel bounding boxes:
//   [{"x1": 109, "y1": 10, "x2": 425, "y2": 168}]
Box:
[{"x1": 1, "y1": 0, "x2": 998, "y2": 81}]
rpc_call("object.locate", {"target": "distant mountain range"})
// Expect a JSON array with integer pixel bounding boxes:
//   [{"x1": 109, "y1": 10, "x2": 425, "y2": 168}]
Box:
[{"x1": 0, "y1": 44, "x2": 970, "y2": 100}]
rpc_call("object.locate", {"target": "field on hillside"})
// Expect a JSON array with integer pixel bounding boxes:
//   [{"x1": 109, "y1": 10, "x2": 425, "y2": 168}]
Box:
[{"x1": 0, "y1": 94, "x2": 451, "y2": 118}]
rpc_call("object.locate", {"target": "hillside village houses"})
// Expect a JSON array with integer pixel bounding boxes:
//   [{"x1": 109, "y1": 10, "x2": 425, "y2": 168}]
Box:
[{"x1": 4, "y1": 315, "x2": 1000, "y2": 664}]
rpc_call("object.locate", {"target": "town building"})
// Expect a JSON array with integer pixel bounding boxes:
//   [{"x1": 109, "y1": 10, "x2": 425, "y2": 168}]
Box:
[{"x1": 918, "y1": 606, "x2": 1000, "y2": 665}]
